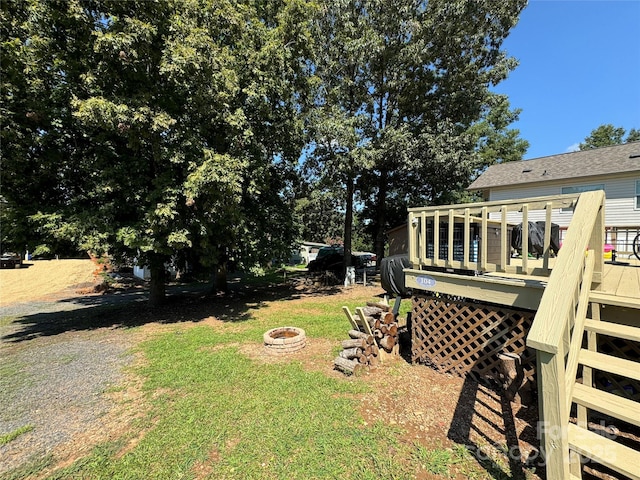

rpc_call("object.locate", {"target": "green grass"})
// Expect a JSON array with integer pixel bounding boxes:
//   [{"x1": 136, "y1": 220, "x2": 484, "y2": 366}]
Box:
[
  {"x1": 45, "y1": 327, "x2": 409, "y2": 480},
  {"x1": 0, "y1": 425, "x2": 34, "y2": 446},
  {"x1": 0, "y1": 283, "x2": 520, "y2": 480}
]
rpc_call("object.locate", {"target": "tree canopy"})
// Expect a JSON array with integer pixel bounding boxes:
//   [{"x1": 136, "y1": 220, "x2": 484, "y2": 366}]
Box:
[
  {"x1": 2, "y1": 0, "x2": 314, "y2": 304},
  {"x1": 307, "y1": 0, "x2": 528, "y2": 264},
  {"x1": 2, "y1": 0, "x2": 529, "y2": 302},
  {"x1": 579, "y1": 124, "x2": 640, "y2": 150}
]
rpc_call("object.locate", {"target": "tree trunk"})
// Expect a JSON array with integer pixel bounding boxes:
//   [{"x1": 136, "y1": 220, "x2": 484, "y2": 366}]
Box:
[
  {"x1": 374, "y1": 169, "x2": 389, "y2": 267},
  {"x1": 210, "y1": 260, "x2": 228, "y2": 295},
  {"x1": 148, "y1": 253, "x2": 166, "y2": 308},
  {"x1": 343, "y1": 173, "x2": 355, "y2": 280}
]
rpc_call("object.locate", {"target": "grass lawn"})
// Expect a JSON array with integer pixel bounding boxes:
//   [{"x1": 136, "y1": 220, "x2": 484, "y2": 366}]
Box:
[{"x1": 1, "y1": 272, "x2": 538, "y2": 480}]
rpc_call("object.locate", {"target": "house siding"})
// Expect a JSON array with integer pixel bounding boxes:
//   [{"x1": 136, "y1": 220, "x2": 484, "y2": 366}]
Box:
[{"x1": 487, "y1": 173, "x2": 640, "y2": 229}]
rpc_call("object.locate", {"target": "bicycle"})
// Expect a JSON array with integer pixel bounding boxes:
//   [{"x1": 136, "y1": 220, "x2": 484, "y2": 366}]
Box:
[{"x1": 633, "y1": 233, "x2": 640, "y2": 261}]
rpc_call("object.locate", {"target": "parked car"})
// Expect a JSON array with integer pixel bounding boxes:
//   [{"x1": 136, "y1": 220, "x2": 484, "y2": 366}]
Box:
[
  {"x1": 315, "y1": 245, "x2": 344, "y2": 259},
  {"x1": 0, "y1": 252, "x2": 22, "y2": 269}
]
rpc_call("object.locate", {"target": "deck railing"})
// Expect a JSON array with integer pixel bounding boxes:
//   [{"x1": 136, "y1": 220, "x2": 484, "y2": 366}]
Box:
[
  {"x1": 407, "y1": 193, "x2": 601, "y2": 280},
  {"x1": 526, "y1": 190, "x2": 606, "y2": 478}
]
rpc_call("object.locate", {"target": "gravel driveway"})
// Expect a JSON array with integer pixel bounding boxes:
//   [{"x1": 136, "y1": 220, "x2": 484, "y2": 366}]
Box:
[
  {"x1": 0, "y1": 290, "x2": 138, "y2": 475},
  {"x1": 0, "y1": 262, "x2": 214, "y2": 477}
]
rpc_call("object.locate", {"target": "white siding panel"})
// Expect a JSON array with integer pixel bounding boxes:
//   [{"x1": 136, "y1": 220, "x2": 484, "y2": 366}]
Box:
[{"x1": 487, "y1": 173, "x2": 640, "y2": 228}]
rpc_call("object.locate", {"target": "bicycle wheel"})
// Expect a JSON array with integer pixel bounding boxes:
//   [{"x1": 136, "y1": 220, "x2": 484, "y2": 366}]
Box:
[{"x1": 634, "y1": 233, "x2": 640, "y2": 261}]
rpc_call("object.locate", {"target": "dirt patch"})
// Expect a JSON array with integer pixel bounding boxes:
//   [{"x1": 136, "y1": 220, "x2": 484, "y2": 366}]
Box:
[{"x1": 0, "y1": 259, "x2": 99, "y2": 306}]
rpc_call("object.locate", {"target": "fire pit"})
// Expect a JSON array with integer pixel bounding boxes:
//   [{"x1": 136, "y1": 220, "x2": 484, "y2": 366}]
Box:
[{"x1": 263, "y1": 327, "x2": 306, "y2": 355}]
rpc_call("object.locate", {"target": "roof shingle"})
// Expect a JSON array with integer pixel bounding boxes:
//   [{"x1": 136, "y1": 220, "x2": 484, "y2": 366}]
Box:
[{"x1": 467, "y1": 141, "x2": 640, "y2": 191}]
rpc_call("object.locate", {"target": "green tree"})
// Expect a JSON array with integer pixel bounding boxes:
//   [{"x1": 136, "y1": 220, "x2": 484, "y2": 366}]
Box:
[
  {"x1": 579, "y1": 124, "x2": 640, "y2": 150},
  {"x1": 309, "y1": 0, "x2": 527, "y2": 267},
  {"x1": 2, "y1": 0, "x2": 314, "y2": 305}
]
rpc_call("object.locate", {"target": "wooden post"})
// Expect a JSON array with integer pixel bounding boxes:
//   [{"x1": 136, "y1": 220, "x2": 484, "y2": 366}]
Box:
[
  {"x1": 497, "y1": 206, "x2": 508, "y2": 273},
  {"x1": 537, "y1": 348, "x2": 571, "y2": 480},
  {"x1": 589, "y1": 198, "x2": 605, "y2": 290},
  {"x1": 543, "y1": 202, "x2": 553, "y2": 273},
  {"x1": 481, "y1": 207, "x2": 488, "y2": 271}
]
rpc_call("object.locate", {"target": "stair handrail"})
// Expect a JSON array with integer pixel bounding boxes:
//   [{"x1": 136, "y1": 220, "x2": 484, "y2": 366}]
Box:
[{"x1": 526, "y1": 189, "x2": 605, "y2": 479}]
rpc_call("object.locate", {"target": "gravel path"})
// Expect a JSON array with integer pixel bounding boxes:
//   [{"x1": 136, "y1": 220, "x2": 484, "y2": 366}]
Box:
[
  {"x1": 0, "y1": 275, "x2": 213, "y2": 476},
  {"x1": 0, "y1": 331, "x2": 133, "y2": 475},
  {"x1": 0, "y1": 293, "x2": 138, "y2": 475}
]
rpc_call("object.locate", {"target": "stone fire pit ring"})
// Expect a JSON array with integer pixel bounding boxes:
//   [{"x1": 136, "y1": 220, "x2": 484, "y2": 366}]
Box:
[{"x1": 263, "y1": 326, "x2": 306, "y2": 355}]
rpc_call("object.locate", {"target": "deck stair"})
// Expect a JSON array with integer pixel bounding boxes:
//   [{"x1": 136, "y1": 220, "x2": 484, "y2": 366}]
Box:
[{"x1": 565, "y1": 293, "x2": 640, "y2": 480}]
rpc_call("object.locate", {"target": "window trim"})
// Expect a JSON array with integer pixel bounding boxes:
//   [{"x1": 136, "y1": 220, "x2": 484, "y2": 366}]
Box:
[{"x1": 561, "y1": 184, "x2": 605, "y2": 212}]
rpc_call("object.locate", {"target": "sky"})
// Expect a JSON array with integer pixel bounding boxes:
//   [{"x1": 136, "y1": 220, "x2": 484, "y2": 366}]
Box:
[{"x1": 493, "y1": 0, "x2": 640, "y2": 160}]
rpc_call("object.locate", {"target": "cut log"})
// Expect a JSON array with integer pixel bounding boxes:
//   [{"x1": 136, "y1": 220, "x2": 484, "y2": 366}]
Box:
[
  {"x1": 373, "y1": 329, "x2": 384, "y2": 339},
  {"x1": 363, "y1": 345, "x2": 373, "y2": 356},
  {"x1": 386, "y1": 323, "x2": 398, "y2": 337},
  {"x1": 370, "y1": 344, "x2": 379, "y2": 356},
  {"x1": 363, "y1": 315, "x2": 376, "y2": 327},
  {"x1": 497, "y1": 352, "x2": 524, "y2": 402},
  {"x1": 341, "y1": 347, "x2": 362, "y2": 359},
  {"x1": 348, "y1": 330, "x2": 374, "y2": 344},
  {"x1": 379, "y1": 335, "x2": 396, "y2": 352},
  {"x1": 334, "y1": 356, "x2": 364, "y2": 375},
  {"x1": 362, "y1": 306, "x2": 384, "y2": 317},
  {"x1": 382, "y1": 312, "x2": 396, "y2": 325},
  {"x1": 373, "y1": 318, "x2": 382, "y2": 330},
  {"x1": 357, "y1": 352, "x2": 368, "y2": 364},
  {"x1": 341, "y1": 338, "x2": 366, "y2": 349},
  {"x1": 366, "y1": 301, "x2": 391, "y2": 312},
  {"x1": 368, "y1": 354, "x2": 380, "y2": 367}
]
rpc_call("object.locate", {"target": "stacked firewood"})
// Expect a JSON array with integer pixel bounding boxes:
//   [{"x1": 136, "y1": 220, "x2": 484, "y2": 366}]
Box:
[
  {"x1": 333, "y1": 302, "x2": 400, "y2": 375},
  {"x1": 361, "y1": 303, "x2": 400, "y2": 354},
  {"x1": 333, "y1": 330, "x2": 379, "y2": 375}
]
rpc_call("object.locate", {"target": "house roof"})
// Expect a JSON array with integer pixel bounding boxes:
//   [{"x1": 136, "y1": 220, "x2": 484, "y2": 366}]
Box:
[{"x1": 467, "y1": 141, "x2": 640, "y2": 191}]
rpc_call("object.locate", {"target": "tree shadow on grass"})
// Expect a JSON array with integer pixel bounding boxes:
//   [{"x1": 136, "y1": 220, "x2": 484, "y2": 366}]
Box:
[{"x1": 1, "y1": 278, "x2": 343, "y2": 343}]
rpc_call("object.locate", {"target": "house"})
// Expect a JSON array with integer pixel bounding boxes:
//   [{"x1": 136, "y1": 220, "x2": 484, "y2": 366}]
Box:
[
  {"x1": 467, "y1": 142, "x2": 640, "y2": 253},
  {"x1": 387, "y1": 224, "x2": 408, "y2": 256}
]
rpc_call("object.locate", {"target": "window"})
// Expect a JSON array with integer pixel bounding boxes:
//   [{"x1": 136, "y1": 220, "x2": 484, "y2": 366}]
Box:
[
  {"x1": 636, "y1": 180, "x2": 640, "y2": 209},
  {"x1": 561, "y1": 184, "x2": 604, "y2": 212}
]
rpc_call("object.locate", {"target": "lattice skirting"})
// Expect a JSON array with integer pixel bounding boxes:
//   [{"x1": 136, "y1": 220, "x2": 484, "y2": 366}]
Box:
[
  {"x1": 411, "y1": 294, "x2": 640, "y2": 403},
  {"x1": 411, "y1": 294, "x2": 537, "y2": 383}
]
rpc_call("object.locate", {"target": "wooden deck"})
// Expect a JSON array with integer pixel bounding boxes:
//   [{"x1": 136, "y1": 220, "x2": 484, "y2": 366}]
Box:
[
  {"x1": 494, "y1": 255, "x2": 640, "y2": 300},
  {"x1": 405, "y1": 256, "x2": 640, "y2": 321},
  {"x1": 406, "y1": 192, "x2": 640, "y2": 479},
  {"x1": 600, "y1": 256, "x2": 640, "y2": 300}
]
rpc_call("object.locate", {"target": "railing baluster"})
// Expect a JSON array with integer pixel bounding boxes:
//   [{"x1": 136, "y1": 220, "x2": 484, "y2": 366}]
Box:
[
  {"x1": 565, "y1": 252, "x2": 595, "y2": 411},
  {"x1": 521, "y1": 204, "x2": 529, "y2": 274},
  {"x1": 409, "y1": 212, "x2": 417, "y2": 264},
  {"x1": 433, "y1": 210, "x2": 440, "y2": 265},
  {"x1": 463, "y1": 208, "x2": 470, "y2": 269},
  {"x1": 481, "y1": 207, "x2": 488, "y2": 271},
  {"x1": 420, "y1": 212, "x2": 427, "y2": 267},
  {"x1": 500, "y1": 206, "x2": 508, "y2": 273},
  {"x1": 448, "y1": 209, "x2": 454, "y2": 267},
  {"x1": 543, "y1": 202, "x2": 553, "y2": 273}
]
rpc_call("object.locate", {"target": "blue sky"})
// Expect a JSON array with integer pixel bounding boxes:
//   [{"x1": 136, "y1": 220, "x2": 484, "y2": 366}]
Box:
[{"x1": 494, "y1": 0, "x2": 640, "y2": 160}]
